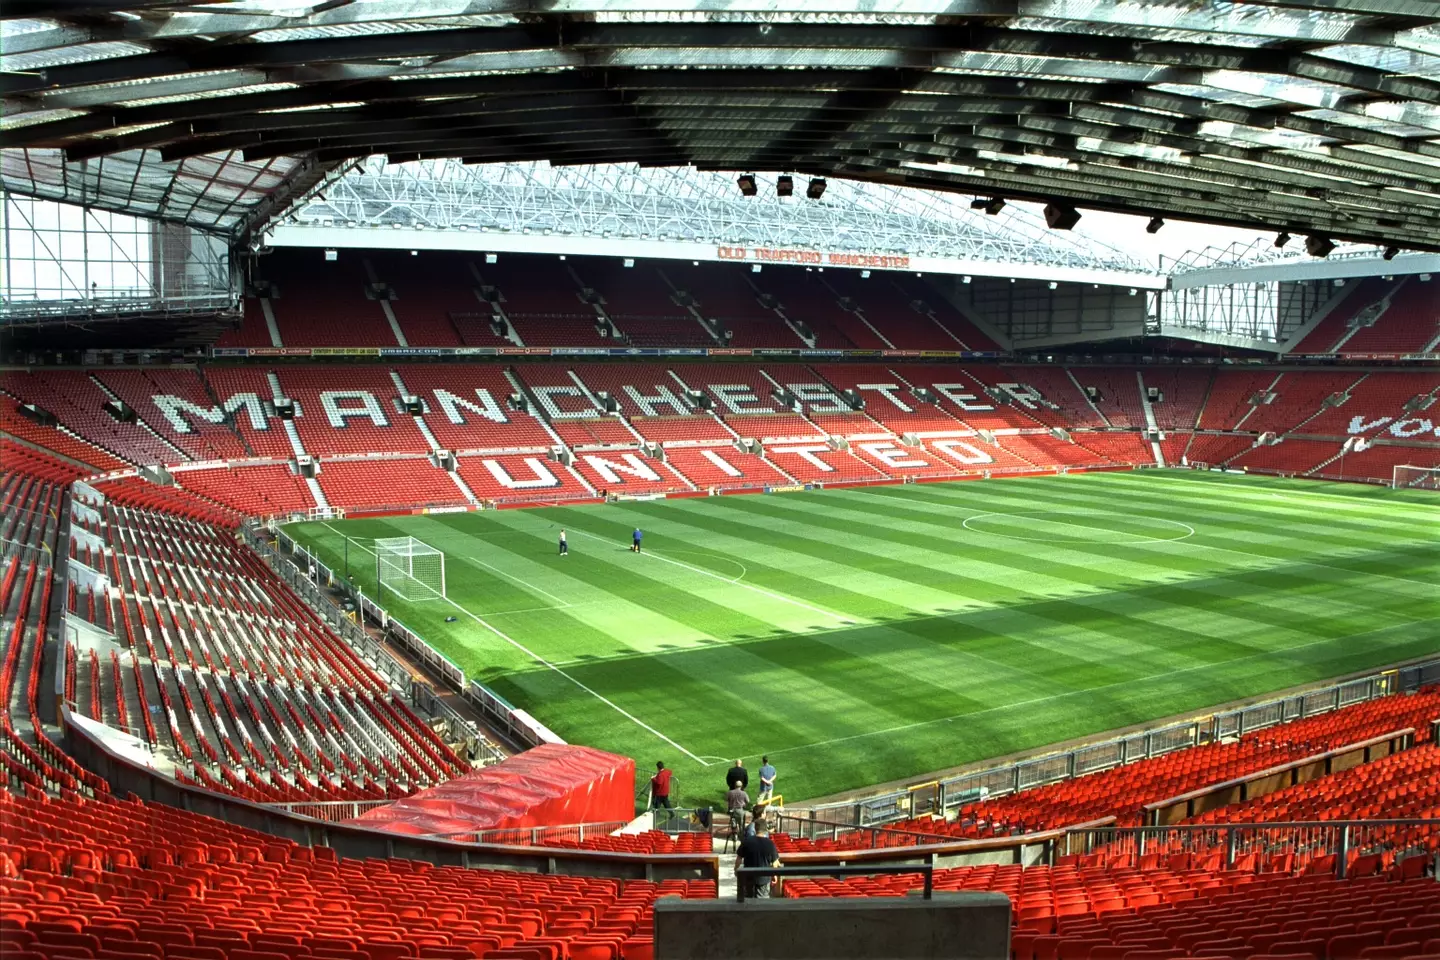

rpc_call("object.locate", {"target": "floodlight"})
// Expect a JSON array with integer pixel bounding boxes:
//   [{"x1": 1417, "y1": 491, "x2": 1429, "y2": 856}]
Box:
[
  {"x1": 806, "y1": 178, "x2": 827, "y2": 199},
  {"x1": 623, "y1": 258, "x2": 635, "y2": 268},
  {"x1": 983, "y1": 197, "x2": 1005, "y2": 215},
  {"x1": 1305, "y1": 235, "x2": 1336, "y2": 258},
  {"x1": 1146, "y1": 217, "x2": 1164, "y2": 234},
  {"x1": 1044, "y1": 203, "x2": 1081, "y2": 230},
  {"x1": 409, "y1": 250, "x2": 417, "y2": 256},
  {"x1": 485, "y1": 253, "x2": 497, "y2": 264},
  {"x1": 860, "y1": 270, "x2": 871, "y2": 278},
  {"x1": 737, "y1": 174, "x2": 757, "y2": 197},
  {"x1": 962, "y1": 276, "x2": 972, "y2": 284},
  {"x1": 1048, "y1": 281, "x2": 1058, "y2": 290},
  {"x1": 324, "y1": 249, "x2": 337, "y2": 261},
  {"x1": 751, "y1": 264, "x2": 761, "y2": 273},
  {"x1": 776, "y1": 175, "x2": 793, "y2": 197}
]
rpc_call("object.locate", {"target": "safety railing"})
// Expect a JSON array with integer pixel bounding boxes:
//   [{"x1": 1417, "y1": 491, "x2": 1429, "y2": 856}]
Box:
[
  {"x1": 262, "y1": 799, "x2": 395, "y2": 823},
  {"x1": 1065, "y1": 819, "x2": 1440, "y2": 880},
  {"x1": 736, "y1": 859, "x2": 934, "y2": 903},
  {"x1": 772, "y1": 812, "x2": 958, "y2": 850},
  {"x1": 430, "y1": 820, "x2": 631, "y2": 847}
]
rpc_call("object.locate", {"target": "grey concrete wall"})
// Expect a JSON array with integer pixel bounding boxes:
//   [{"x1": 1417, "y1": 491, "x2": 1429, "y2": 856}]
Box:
[{"x1": 655, "y1": 892, "x2": 1011, "y2": 960}]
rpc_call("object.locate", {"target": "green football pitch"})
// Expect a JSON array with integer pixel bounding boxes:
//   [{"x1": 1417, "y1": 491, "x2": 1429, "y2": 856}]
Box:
[{"x1": 284, "y1": 471, "x2": 1439, "y2": 808}]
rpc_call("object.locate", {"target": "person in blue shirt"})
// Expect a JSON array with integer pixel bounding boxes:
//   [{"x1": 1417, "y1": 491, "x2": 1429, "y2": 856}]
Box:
[
  {"x1": 632, "y1": 527, "x2": 643, "y2": 553},
  {"x1": 757, "y1": 755, "x2": 777, "y2": 802}
]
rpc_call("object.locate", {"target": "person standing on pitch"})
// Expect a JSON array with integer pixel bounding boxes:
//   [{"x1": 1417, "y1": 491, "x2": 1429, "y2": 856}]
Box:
[
  {"x1": 632, "y1": 527, "x2": 643, "y2": 553},
  {"x1": 757, "y1": 755, "x2": 777, "y2": 802},
  {"x1": 558, "y1": 529, "x2": 568, "y2": 556},
  {"x1": 726, "y1": 758, "x2": 748, "y2": 792},
  {"x1": 650, "y1": 761, "x2": 673, "y2": 810}
]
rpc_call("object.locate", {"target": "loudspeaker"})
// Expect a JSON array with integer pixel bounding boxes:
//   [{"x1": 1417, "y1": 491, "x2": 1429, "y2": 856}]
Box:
[
  {"x1": 273, "y1": 398, "x2": 296, "y2": 420},
  {"x1": 507, "y1": 393, "x2": 528, "y2": 413},
  {"x1": 103, "y1": 400, "x2": 136, "y2": 424}
]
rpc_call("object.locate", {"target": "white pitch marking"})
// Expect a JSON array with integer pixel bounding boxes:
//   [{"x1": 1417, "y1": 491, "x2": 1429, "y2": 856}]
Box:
[
  {"x1": 762, "y1": 617, "x2": 1439, "y2": 761},
  {"x1": 461, "y1": 554, "x2": 574, "y2": 607},
  {"x1": 847, "y1": 484, "x2": 1435, "y2": 587},
  {"x1": 563, "y1": 526, "x2": 858, "y2": 624},
  {"x1": 320, "y1": 523, "x2": 710, "y2": 765}
]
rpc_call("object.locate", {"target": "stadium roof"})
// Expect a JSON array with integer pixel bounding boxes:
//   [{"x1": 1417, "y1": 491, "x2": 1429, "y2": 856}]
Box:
[{"x1": 3, "y1": 2, "x2": 1440, "y2": 249}]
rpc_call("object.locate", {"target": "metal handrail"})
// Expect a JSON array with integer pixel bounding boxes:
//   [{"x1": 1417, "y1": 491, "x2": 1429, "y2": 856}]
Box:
[{"x1": 735, "y1": 859, "x2": 934, "y2": 903}]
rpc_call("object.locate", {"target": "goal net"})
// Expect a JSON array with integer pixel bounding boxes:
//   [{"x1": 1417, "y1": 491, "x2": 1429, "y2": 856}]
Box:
[
  {"x1": 375, "y1": 537, "x2": 446, "y2": 601},
  {"x1": 1393, "y1": 465, "x2": 1440, "y2": 491}
]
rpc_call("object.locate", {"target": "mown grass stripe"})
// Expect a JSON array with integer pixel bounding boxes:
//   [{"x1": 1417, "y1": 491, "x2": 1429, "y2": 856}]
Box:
[{"x1": 284, "y1": 471, "x2": 1439, "y2": 805}]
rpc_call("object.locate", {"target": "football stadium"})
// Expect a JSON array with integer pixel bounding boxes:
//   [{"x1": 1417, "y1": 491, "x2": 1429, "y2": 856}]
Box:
[{"x1": 2, "y1": 4, "x2": 1440, "y2": 959}]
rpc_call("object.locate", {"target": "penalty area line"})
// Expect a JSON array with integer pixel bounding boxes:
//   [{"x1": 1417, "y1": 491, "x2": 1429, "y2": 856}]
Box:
[{"x1": 319, "y1": 524, "x2": 711, "y2": 765}]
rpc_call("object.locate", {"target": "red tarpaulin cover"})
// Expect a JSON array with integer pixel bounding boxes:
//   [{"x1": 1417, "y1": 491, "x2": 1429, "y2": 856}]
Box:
[{"x1": 348, "y1": 744, "x2": 635, "y2": 837}]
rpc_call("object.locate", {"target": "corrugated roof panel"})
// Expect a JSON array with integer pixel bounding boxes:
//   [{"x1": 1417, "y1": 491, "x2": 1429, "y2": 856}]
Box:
[{"x1": 2, "y1": 41, "x2": 151, "y2": 72}]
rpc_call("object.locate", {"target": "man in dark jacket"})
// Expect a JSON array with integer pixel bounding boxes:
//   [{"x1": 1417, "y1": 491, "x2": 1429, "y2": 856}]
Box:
[
  {"x1": 736, "y1": 819, "x2": 782, "y2": 899},
  {"x1": 726, "y1": 758, "x2": 748, "y2": 791}
]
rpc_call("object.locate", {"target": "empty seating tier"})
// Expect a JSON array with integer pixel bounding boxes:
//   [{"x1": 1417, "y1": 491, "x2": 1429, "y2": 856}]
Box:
[
  {"x1": 172, "y1": 466, "x2": 316, "y2": 518},
  {"x1": 1340, "y1": 276, "x2": 1440, "y2": 355},
  {"x1": 1, "y1": 790, "x2": 712, "y2": 960},
  {"x1": 316, "y1": 461, "x2": 467, "y2": 511},
  {"x1": 85, "y1": 496, "x2": 467, "y2": 801},
  {"x1": 367, "y1": 251, "x2": 474, "y2": 347},
  {"x1": 395, "y1": 366, "x2": 554, "y2": 454},
  {"x1": 260, "y1": 253, "x2": 399, "y2": 348},
  {"x1": 2, "y1": 371, "x2": 184, "y2": 467},
  {"x1": 97, "y1": 369, "x2": 251, "y2": 462},
  {"x1": 0, "y1": 404, "x2": 129, "y2": 474},
  {"x1": 275, "y1": 368, "x2": 431, "y2": 458},
  {"x1": 1291, "y1": 277, "x2": 1405, "y2": 355},
  {"x1": 786, "y1": 863, "x2": 1440, "y2": 960}
]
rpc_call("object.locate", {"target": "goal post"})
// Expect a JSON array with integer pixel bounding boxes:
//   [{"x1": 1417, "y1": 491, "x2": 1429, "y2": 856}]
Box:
[
  {"x1": 375, "y1": 537, "x2": 446, "y2": 601},
  {"x1": 1392, "y1": 465, "x2": 1440, "y2": 491}
]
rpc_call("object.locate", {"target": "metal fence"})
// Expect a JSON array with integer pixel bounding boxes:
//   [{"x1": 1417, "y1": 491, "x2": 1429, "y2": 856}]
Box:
[
  {"x1": 438, "y1": 821, "x2": 631, "y2": 847},
  {"x1": 262, "y1": 799, "x2": 395, "y2": 823},
  {"x1": 772, "y1": 812, "x2": 956, "y2": 850},
  {"x1": 803, "y1": 657, "x2": 1440, "y2": 828},
  {"x1": 1065, "y1": 819, "x2": 1440, "y2": 880}
]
